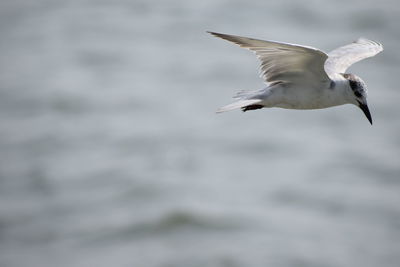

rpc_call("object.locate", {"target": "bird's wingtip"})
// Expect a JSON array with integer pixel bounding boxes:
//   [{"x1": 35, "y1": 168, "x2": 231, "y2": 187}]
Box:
[
  {"x1": 207, "y1": 31, "x2": 219, "y2": 36},
  {"x1": 354, "y1": 37, "x2": 383, "y2": 50}
]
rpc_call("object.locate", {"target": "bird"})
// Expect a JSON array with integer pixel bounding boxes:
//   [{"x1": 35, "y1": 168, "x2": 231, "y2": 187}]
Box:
[{"x1": 208, "y1": 31, "x2": 383, "y2": 124}]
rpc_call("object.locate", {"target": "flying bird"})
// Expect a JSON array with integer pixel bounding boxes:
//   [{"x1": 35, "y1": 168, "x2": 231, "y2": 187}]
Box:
[{"x1": 208, "y1": 31, "x2": 383, "y2": 124}]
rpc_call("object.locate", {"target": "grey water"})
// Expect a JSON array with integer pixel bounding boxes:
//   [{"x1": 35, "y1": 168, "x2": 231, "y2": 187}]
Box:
[{"x1": 0, "y1": 0, "x2": 399, "y2": 266}]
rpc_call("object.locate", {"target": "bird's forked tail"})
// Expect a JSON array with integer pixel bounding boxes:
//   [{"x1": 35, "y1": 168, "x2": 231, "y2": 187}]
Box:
[{"x1": 216, "y1": 99, "x2": 263, "y2": 113}]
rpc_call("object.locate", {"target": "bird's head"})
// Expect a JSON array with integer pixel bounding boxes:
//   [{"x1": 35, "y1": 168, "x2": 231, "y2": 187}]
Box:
[{"x1": 343, "y1": 73, "x2": 372, "y2": 125}]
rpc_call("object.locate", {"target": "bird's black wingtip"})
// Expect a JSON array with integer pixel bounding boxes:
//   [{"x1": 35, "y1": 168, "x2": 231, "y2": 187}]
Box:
[{"x1": 207, "y1": 31, "x2": 225, "y2": 37}]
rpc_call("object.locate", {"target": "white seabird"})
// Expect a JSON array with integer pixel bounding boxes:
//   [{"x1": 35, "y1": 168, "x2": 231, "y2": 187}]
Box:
[{"x1": 208, "y1": 31, "x2": 383, "y2": 124}]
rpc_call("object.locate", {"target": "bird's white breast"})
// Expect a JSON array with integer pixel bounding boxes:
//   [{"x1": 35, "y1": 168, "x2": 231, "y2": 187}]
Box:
[{"x1": 263, "y1": 79, "x2": 350, "y2": 110}]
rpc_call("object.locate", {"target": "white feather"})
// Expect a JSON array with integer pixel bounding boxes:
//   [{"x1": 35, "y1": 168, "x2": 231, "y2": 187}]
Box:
[
  {"x1": 325, "y1": 38, "x2": 383, "y2": 76},
  {"x1": 216, "y1": 99, "x2": 262, "y2": 113},
  {"x1": 208, "y1": 32, "x2": 331, "y2": 88}
]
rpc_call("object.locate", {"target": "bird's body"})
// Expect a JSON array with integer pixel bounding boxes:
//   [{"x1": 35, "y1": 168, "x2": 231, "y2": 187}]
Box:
[
  {"x1": 208, "y1": 32, "x2": 383, "y2": 124},
  {"x1": 238, "y1": 79, "x2": 347, "y2": 110}
]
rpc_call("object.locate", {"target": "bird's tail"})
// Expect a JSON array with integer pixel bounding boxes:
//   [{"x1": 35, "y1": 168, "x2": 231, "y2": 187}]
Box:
[{"x1": 216, "y1": 99, "x2": 263, "y2": 113}]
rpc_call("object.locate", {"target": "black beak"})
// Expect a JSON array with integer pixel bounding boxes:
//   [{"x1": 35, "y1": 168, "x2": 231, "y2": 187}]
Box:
[{"x1": 357, "y1": 101, "x2": 373, "y2": 125}]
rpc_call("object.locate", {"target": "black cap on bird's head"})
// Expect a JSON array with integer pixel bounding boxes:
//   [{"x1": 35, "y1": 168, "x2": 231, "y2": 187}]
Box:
[{"x1": 343, "y1": 73, "x2": 372, "y2": 125}]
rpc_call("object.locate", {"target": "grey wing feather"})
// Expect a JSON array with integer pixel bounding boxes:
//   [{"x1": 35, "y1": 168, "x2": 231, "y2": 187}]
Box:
[
  {"x1": 208, "y1": 31, "x2": 331, "y2": 87},
  {"x1": 325, "y1": 38, "x2": 383, "y2": 76}
]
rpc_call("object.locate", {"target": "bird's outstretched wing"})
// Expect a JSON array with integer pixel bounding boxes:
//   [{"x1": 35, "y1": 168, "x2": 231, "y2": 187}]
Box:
[
  {"x1": 325, "y1": 38, "x2": 383, "y2": 76},
  {"x1": 208, "y1": 32, "x2": 331, "y2": 87}
]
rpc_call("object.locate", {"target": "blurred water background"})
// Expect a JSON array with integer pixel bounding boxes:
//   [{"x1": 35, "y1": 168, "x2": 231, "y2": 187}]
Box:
[{"x1": 1, "y1": 0, "x2": 399, "y2": 266}]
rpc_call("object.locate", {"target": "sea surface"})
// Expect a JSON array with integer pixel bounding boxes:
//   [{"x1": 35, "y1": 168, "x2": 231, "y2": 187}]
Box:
[{"x1": 0, "y1": 0, "x2": 399, "y2": 267}]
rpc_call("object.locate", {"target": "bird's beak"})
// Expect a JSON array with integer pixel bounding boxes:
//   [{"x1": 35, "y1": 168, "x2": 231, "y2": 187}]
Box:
[{"x1": 357, "y1": 101, "x2": 373, "y2": 125}]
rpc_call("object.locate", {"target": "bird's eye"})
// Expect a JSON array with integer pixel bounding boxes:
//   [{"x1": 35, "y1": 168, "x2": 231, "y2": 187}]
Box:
[{"x1": 354, "y1": 91, "x2": 362, "y2": 98}]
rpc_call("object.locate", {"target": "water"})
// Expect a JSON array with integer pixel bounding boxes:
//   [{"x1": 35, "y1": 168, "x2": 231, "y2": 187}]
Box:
[{"x1": 0, "y1": 0, "x2": 399, "y2": 266}]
